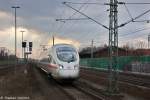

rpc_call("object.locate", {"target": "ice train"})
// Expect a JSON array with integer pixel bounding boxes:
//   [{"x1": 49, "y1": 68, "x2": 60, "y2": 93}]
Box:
[{"x1": 38, "y1": 44, "x2": 80, "y2": 80}]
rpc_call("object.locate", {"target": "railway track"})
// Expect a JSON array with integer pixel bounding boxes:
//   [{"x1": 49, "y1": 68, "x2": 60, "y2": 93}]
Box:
[
  {"x1": 80, "y1": 68, "x2": 150, "y2": 100},
  {"x1": 0, "y1": 64, "x2": 25, "y2": 76},
  {"x1": 57, "y1": 84, "x2": 102, "y2": 100},
  {"x1": 80, "y1": 68, "x2": 150, "y2": 88},
  {"x1": 33, "y1": 63, "x2": 150, "y2": 100},
  {"x1": 119, "y1": 75, "x2": 150, "y2": 88},
  {"x1": 0, "y1": 63, "x2": 25, "y2": 70},
  {"x1": 56, "y1": 81, "x2": 105, "y2": 100},
  {"x1": 36, "y1": 65, "x2": 105, "y2": 100}
]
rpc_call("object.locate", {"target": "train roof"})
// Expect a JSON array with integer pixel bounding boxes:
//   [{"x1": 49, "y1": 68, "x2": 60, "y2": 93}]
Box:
[{"x1": 52, "y1": 44, "x2": 75, "y2": 48}]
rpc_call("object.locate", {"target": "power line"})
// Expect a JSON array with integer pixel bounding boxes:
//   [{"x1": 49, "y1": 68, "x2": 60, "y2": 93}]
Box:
[
  {"x1": 56, "y1": 1, "x2": 108, "y2": 44},
  {"x1": 63, "y1": 2, "x2": 107, "y2": 5},
  {"x1": 68, "y1": 0, "x2": 90, "y2": 18},
  {"x1": 54, "y1": 4, "x2": 69, "y2": 33},
  {"x1": 64, "y1": 9, "x2": 108, "y2": 42},
  {"x1": 56, "y1": 0, "x2": 90, "y2": 37},
  {"x1": 59, "y1": 1, "x2": 150, "y2": 30},
  {"x1": 62, "y1": 2, "x2": 109, "y2": 29},
  {"x1": 120, "y1": 27, "x2": 150, "y2": 37},
  {"x1": 59, "y1": 2, "x2": 150, "y2": 5},
  {"x1": 120, "y1": 32, "x2": 150, "y2": 41},
  {"x1": 120, "y1": 2, "x2": 150, "y2": 5},
  {"x1": 124, "y1": 4, "x2": 133, "y2": 20},
  {"x1": 132, "y1": 20, "x2": 150, "y2": 23},
  {"x1": 56, "y1": 18, "x2": 89, "y2": 21},
  {"x1": 118, "y1": 8, "x2": 150, "y2": 28}
]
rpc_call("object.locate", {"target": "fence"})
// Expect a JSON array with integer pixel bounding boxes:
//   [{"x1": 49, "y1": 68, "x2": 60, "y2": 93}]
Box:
[{"x1": 80, "y1": 56, "x2": 150, "y2": 71}]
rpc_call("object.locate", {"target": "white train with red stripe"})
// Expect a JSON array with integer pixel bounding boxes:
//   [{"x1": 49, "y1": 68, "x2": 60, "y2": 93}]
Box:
[{"x1": 38, "y1": 44, "x2": 79, "y2": 81}]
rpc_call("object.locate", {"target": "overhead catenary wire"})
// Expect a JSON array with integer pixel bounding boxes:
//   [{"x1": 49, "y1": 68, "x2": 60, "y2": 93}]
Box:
[
  {"x1": 68, "y1": 0, "x2": 90, "y2": 19},
  {"x1": 64, "y1": 4, "x2": 90, "y2": 35},
  {"x1": 131, "y1": 19, "x2": 150, "y2": 23},
  {"x1": 53, "y1": 5, "x2": 68, "y2": 34},
  {"x1": 124, "y1": 4, "x2": 133, "y2": 20},
  {"x1": 61, "y1": 2, "x2": 150, "y2": 5},
  {"x1": 119, "y1": 32, "x2": 150, "y2": 42},
  {"x1": 81, "y1": 26, "x2": 150, "y2": 47},
  {"x1": 56, "y1": 18, "x2": 89, "y2": 21},
  {"x1": 62, "y1": 2, "x2": 109, "y2": 30},
  {"x1": 56, "y1": 0, "x2": 108, "y2": 44},
  {"x1": 118, "y1": 8, "x2": 150, "y2": 28},
  {"x1": 63, "y1": 2, "x2": 107, "y2": 5},
  {"x1": 120, "y1": 27, "x2": 150, "y2": 37},
  {"x1": 61, "y1": 1, "x2": 150, "y2": 30},
  {"x1": 119, "y1": 2, "x2": 150, "y2": 5},
  {"x1": 57, "y1": 1, "x2": 150, "y2": 49},
  {"x1": 56, "y1": 0, "x2": 90, "y2": 37},
  {"x1": 63, "y1": 9, "x2": 108, "y2": 42},
  {"x1": 63, "y1": 3, "x2": 107, "y2": 43}
]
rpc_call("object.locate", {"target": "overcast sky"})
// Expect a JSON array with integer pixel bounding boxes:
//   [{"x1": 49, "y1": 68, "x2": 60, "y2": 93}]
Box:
[{"x1": 0, "y1": 0, "x2": 150, "y2": 58}]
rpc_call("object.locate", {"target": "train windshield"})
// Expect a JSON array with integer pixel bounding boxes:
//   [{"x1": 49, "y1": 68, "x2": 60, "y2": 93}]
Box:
[{"x1": 56, "y1": 47, "x2": 77, "y2": 62}]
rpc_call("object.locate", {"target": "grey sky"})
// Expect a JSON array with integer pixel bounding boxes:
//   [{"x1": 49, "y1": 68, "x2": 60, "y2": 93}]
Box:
[{"x1": 0, "y1": 0, "x2": 150, "y2": 58}]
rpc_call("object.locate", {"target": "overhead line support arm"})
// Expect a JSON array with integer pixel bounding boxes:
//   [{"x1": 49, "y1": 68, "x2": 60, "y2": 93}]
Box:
[
  {"x1": 62, "y1": 2, "x2": 109, "y2": 30},
  {"x1": 118, "y1": 9, "x2": 150, "y2": 28}
]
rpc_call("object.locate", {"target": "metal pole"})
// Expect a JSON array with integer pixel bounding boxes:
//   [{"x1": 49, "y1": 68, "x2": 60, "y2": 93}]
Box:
[
  {"x1": 53, "y1": 36, "x2": 54, "y2": 46},
  {"x1": 148, "y1": 34, "x2": 150, "y2": 49},
  {"x1": 15, "y1": 8, "x2": 16, "y2": 59},
  {"x1": 108, "y1": 0, "x2": 119, "y2": 94},
  {"x1": 20, "y1": 30, "x2": 25, "y2": 58},
  {"x1": 91, "y1": 40, "x2": 94, "y2": 58},
  {"x1": 24, "y1": 48, "x2": 26, "y2": 61},
  {"x1": 12, "y1": 6, "x2": 20, "y2": 61}
]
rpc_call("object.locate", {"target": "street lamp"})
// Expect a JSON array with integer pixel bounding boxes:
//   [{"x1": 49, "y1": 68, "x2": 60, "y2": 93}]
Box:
[
  {"x1": 20, "y1": 30, "x2": 25, "y2": 58},
  {"x1": 11, "y1": 6, "x2": 20, "y2": 60}
]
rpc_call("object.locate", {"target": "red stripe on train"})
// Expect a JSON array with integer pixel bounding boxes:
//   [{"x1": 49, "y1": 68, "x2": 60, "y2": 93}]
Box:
[{"x1": 48, "y1": 64, "x2": 58, "y2": 69}]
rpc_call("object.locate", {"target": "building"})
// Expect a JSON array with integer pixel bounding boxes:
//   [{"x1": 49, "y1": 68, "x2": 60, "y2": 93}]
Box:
[{"x1": 79, "y1": 47, "x2": 150, "y2": 58}]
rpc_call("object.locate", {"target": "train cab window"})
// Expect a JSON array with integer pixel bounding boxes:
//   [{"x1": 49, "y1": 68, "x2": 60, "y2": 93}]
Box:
[{"x1": 56, "y1": 47, "x2": 77, "y2": 62}]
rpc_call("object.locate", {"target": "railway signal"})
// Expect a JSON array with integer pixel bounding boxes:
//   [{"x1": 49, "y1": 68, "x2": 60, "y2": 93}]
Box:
[
  {"x1": 29, "y1": 42, "x2": 32, "y2": 47},
  {"x1": 29, "y1": 42, "x2": 33, "y2": 52},
  {"x1": 22, "y1": 41, "x2": 27, "y2": 60},
  {"x1": 22, "y1": 42, "x2": 26, "y2": 48},
  {"x1": 22, "y1": 41, "x2": 32, "y2": 61}
]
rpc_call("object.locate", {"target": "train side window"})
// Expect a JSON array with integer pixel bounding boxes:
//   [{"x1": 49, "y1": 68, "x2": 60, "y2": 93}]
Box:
[
  {"x1": 53, "y1": 60, "x2": 56, "y2": 64},
  {"x1": 48, "y1": 55, "x2": 52, "y2": 63}
]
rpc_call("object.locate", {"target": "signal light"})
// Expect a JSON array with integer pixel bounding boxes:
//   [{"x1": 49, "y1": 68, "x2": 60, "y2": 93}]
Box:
[
  {"x1": 22, "y1": 42, "x2": 26, "y2": 48},
  {"x1": 29, "y1": 42, "x2": 32, "y2": 47},
  {"x1": 29, "y1": 47, "x2": 32, "y2": 51}
]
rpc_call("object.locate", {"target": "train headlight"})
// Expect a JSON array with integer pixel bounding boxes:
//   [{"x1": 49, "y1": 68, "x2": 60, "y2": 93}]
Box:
[
  {"x1": 59, "y1": 65, "x2": 64, "y2": 69},
  {"x1": 74, "y1": 64, "x2": 79, "y2": 69}
]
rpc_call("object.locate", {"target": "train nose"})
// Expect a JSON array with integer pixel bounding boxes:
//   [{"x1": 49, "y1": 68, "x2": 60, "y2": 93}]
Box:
[{"x1": 58, "y1": 69, "x2": 79, "y2": 78}]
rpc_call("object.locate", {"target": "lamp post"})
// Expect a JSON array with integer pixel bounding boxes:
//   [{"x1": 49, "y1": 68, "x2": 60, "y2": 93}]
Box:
[
  {"x1": 20, "y1": 30, "x2": 25, "y2": 58},
  {"x1": 11, "y1": 6, "x2": 20, "y2": 60}
]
